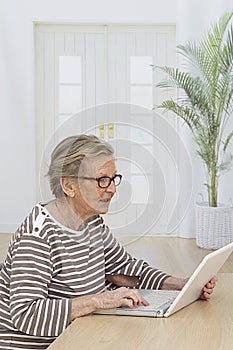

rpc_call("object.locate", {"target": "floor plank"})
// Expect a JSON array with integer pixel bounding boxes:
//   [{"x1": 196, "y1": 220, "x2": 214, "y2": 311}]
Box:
[{"x1": 0, "y1": 233, "x2": 12, "y2": 262}]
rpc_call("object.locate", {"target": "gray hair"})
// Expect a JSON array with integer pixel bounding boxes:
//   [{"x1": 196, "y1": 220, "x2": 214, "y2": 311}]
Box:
[{"x1": 47, "y1": 134, "x2": 114, "y2": 198}]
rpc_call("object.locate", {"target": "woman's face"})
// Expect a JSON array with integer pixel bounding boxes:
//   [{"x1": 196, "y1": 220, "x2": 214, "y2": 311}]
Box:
[{"x1": 74, "y1": 155, "x2": 117, "y2": 217}]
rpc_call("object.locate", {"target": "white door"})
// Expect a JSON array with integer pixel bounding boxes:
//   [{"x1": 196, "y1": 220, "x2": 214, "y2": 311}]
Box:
[{"x1": 35, "y1": 23, "x2": 179, "y2": 236}]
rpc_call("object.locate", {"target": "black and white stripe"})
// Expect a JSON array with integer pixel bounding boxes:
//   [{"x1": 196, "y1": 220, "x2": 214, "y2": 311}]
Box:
[{"x1": 0, "y1": 204, "x2": 169, "y2": 349}]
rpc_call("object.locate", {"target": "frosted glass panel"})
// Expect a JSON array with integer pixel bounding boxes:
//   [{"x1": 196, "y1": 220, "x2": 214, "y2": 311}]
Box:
[
  {"x1": 130, "y1": 86, "x2": 153, "y2": 110},
  {"x1": 59, "y1": 86, "x2": 82, "y2": 113},
  {"x1": 59, "y1": 56, "x2": 82, "y2": 84},
  {"x1": 131, "y1": 175, "x2": 149, "y2": 204},
  {"x1": 130, "y1": 56, "x2": 153, "y2": 84}
]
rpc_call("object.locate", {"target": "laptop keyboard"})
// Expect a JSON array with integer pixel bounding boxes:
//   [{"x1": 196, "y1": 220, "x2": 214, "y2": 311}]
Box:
[{"x1": 135, "y1": 289, "x2": 180, "y2": 310}]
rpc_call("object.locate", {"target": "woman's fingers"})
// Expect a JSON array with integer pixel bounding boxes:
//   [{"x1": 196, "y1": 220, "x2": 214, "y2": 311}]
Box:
[
  {"x1": 200, "y1": 276, "x2": 218, "y2": 299},
  {"x1": 117, "y1": 287, "x2": 149, "y2": 307},
  {"x1": 96, "y1": 287, "x2": 149, "y2": 310}
]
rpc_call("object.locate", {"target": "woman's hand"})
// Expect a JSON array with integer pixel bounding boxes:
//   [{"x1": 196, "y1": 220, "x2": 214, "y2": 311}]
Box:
[
  {"x1": 199, "y1": 276, "x2": 217, "y2": 300},
  {"x1": 71, "y1": 287, "x2": 149, "y2": 320},
  {"x1": 161, "y1": 275, "x2": 217, "y2": 300},
  {"x1": 93, "y1": 287, "x2": 149, "y2": 310}
]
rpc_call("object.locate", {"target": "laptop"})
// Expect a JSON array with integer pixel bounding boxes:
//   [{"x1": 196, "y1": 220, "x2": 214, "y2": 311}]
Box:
[{"x1": 95, "y1": 241, "x2": 233, "y2": 318}]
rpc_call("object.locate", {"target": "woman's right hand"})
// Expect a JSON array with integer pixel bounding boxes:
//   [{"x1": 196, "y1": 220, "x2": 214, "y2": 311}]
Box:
[
  {"x1": 71, "y1": 287, "x2": 149, "y2": 321},
  {"x1": 94, "y1": 287, "x2": 149, "y2": 310}
]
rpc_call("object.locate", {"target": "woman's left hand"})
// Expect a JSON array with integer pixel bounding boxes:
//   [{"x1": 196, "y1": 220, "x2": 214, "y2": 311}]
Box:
[
  {"x1": 199, "y1": 276, "x2": 218, "y2": 300},
  {"x1": 161, "y1": 275, "x2": 217, "y2": 300}
]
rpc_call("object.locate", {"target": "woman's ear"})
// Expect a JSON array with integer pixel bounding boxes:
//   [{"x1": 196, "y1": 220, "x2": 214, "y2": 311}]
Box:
[{"x1": 60, "y1": 178, "x2": 76, "y2": 198}]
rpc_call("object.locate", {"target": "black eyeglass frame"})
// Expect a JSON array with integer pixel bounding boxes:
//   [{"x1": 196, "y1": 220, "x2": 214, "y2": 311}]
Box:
[{"x1": 75, "y1": 174, "x2": 122, "y2": 188}]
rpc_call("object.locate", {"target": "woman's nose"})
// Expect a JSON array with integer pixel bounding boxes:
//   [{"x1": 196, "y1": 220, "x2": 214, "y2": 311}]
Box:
[{"x1": 106, "y1": 180, "x2": 116, "y2": 193}]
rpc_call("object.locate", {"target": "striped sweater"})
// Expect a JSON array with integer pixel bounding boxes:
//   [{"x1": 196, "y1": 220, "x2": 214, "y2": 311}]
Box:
[{"x1": 0, "y1": 204, "x2": 170, "y2": 350}]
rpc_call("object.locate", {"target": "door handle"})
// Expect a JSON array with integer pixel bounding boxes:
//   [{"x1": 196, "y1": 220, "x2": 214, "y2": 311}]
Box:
[{"x1": 108, "y1": 123, "x2": 114, "y2": 139}]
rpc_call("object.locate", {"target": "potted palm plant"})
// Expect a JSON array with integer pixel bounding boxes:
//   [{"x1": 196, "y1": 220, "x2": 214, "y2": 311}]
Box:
[{"x1": 153, "y1": 12, "x2": 233, "y2": 249}]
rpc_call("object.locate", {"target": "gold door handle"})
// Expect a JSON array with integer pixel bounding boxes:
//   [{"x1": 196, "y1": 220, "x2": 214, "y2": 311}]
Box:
[
  {"x1": 108, "y1": 123, "x2": 114, "y2": 139},
  {"x1": 99, "y1": 123, "x2": 104, "y2": 139}
]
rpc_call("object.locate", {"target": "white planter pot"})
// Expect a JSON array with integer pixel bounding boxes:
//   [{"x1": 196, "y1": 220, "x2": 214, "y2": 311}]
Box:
[{"x1": 195, "y1": 202, "x2": 233, "y2": 249}]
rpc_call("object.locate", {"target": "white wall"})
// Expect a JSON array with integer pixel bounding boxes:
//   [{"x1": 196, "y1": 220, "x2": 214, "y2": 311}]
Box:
[{"x1": 0, "y1": 0, "x2": 232, "y2": 235}]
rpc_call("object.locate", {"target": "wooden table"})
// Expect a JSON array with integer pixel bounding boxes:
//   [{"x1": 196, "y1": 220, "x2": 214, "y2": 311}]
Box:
[{"x1": 48, "y1": 273, "x2": 233, "y2": 350}]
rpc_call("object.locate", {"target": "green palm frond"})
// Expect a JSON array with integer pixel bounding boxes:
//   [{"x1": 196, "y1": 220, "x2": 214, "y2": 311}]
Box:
[
  {"x1": 223, "y1": 131, "x2": 233, "y2": 152},
  {"x1": 155, "y1": 67, "x2": 213, "y2": 117},
  {"x1": 155, "y1": 99, "x2": 200, "y2": 132},
  {"x1": 218, "y1": 154, "x2": 233, "y2": 173},
  {"x1": 220, "y1": 26, "x2": 233, "y2": 72}
]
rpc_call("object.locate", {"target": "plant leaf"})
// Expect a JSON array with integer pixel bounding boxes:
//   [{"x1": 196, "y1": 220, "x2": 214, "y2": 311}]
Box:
[{"x1": 223, "y1": 131, "x2": 233, "y2": 152}]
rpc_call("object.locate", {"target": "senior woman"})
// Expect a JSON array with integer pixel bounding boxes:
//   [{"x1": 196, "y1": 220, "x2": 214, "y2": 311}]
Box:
[{"x1": 0, "y1": 135, "x2": 216, "y2": 350}]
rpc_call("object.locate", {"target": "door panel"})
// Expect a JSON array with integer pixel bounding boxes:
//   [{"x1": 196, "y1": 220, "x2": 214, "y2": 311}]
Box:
[{"x1": 35, "y1": 24, "x2": 177, "y2": 235}]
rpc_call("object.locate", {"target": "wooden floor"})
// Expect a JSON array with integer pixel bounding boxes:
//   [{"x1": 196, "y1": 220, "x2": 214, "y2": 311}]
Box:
[
  {"x1": 0, "y1": 233, "x2": 232, "y2": 275},
  {"x1": 0, "y1": 234, "x2": 12, "y2": 262}
]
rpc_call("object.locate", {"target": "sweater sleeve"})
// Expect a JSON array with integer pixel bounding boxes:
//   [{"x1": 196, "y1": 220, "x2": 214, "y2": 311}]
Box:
[
  {"x1": 103, "y1": 225, "x2": 170, "y2": 289},
  {"x1": 9, "y1": 233, "x2": 71, "y2": 337}
]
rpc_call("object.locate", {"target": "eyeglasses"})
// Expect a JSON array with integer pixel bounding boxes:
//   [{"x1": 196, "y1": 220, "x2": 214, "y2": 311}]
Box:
[{"x1": 75, "y1": 174, "x2": 122, "y2": 188}]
